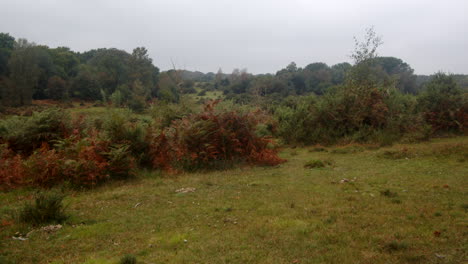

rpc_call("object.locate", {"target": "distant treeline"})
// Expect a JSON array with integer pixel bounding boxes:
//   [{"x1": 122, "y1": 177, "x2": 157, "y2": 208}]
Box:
[
  {"x1": 0, "y1": 31, "x2": 467, "y2": 110},
  {"x1": 178, "y1": 61, "x2": 468, "y2": 102},
  {"x1": 0, "y1": 33, "x2": 180, "y2": 110}
]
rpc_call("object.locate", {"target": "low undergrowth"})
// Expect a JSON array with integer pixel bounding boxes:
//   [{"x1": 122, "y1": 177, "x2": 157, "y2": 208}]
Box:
[
  {"x1": 377, "y1": 141, "x2": 468, "y2": 160},
  {"x1": 304, "y1": 159, "x2": 334, "y2": 169},
  {"x1": 0, "y1": 102, "x2": 285, "y2": 190},
  {"x1": 150, "y1": 100, "x2": 285, "y2": 171},
  {"x1": 18, "y1": 191, "x2": 68, "y2": 226}
]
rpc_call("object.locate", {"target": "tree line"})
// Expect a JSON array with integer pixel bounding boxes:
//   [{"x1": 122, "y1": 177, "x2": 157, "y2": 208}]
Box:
[{"x1": 0, "y1": 33, "x2": 181, "y2": 110}]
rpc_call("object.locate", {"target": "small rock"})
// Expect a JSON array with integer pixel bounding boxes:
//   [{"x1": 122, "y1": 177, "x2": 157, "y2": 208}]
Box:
[
  {"x1": 175, "y1": 187, "x2": 196, "y2": 193},
  {"x1": 12, "y1": 236, "x2": 27, "y2": 241},
  {"x1": 41, "y1": 224, "x2": 62, "y2": 233},
  {"x1": 435, "y1": 253, "x2": 446, "y2": 258},
  {"x1": 340, "y1": 178, "x2": 350, "y2": 184}
]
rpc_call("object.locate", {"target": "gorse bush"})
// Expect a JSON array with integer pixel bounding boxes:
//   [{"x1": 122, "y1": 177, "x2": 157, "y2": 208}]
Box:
[
  {"x1": 19, "y1": 191, "x2": 68, "y2": 226},
  {"x1": 150, "y1": 100, "x2": 285, "y2": 171}
]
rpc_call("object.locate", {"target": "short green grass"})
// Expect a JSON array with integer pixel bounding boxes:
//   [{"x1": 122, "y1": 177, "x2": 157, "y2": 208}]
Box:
[
  {"x1": 188, "y1": 87, "x2": 224, "y2": 101},
  {"x1": 0, "y1": 137, "x2": 467, "y2": 263}
]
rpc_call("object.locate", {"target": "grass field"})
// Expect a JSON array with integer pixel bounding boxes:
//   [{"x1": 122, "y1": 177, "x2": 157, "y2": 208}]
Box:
[{"x1": 0, "y1": 137, "x2": 467, "y2": 264}]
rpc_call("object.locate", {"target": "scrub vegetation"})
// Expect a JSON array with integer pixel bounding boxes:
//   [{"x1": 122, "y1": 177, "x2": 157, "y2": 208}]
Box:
[{"x1": 0, "y1": 28, "x2": 466, "y2": 263}]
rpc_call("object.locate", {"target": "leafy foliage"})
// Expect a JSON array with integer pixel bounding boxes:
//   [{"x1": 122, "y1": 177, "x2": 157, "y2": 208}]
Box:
[
  {"x1": 0, "y1": 145, "x2": 25, "y2": 190},
  {"x1": 119, "y1": 254, "x2": 137, "y2": 264},
  {"x1": 418, "y1": 73, "x2": 467, "y2": 133},
  {"x1": 0, "y1": 108, "x2": 70, "y2": 154},
  {"x1": 18, "y1": 191, "x2": 68, "y2": 226},
  {"x1": 0, "y1": 113, "x2": 135, "y2": 189},
  {"x1": 150, "y1": 100, "x2": 285, "y2": 171}
]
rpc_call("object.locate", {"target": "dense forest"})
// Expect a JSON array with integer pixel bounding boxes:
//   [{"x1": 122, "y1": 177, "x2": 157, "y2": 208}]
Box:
[{"x1": 1, "y1": 32, "x2": 467, "y2": 109}]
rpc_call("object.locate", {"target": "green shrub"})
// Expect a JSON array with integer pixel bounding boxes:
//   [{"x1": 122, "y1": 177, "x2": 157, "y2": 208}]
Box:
[
  {"x1": 110, "y1": 90, "x2": 124, "y2": 107},
  {"x1": 274, "y1": 96, "x2": 317, "y2": 144},
  {"x1": 417, "y1": 73, "x2": 467, "y2": 133},
  {"x1": 105, "y1": 144, "x2": 136, "y2": 179},
  {"x1": 19, "y1": 191, "x2": 68, "y2": 226},
  {"x1": 128, "y1": 97, "x2": 146, "y2": 113},
  {"x1": 149, "y1": 99, "x2": 196, "y2": 128},
  {"x1": 304, "y1": 159, "x2": 334, "y2": 169},
  {"x1": 378, "y1": 148, "x2": 413, "y2": 160},
  {"x1": 380, "y1": 189, "x2": 398, "y2": 198},
  {"x1": 331, "y1": 145, "x2": 365, "y2": 154},
  {"x1": 309, "y1": 147, "x2": 327, "y2": 152},
  {"x1": 102, "y1": 109, "x2": 149, "y2": 164},
  {"x1": 273, "y1": 78, "x2": 433, "y2": 146},
  {"x1": 119, "y1": 254, "x2": 137, "y2": 264},
  {"x1": 384, "y1": 240, "x2": 408, "y2": 252},
  {"x1": 0, "y1": 108, "x2": 70, "y2": 154}
]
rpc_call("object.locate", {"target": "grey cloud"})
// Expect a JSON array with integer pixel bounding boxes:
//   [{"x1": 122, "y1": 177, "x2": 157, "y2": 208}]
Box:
[{"x1": 1, "y1": 0, "x2": 467, "y2": 74}]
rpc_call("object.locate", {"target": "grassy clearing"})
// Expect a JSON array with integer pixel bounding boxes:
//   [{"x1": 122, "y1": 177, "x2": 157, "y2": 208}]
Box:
[
  {"x1": 188, "y1": 87, "x2": 224, "y2": 102},
  {"x1": 0, "y1": 137, "x2": 467, "y2": 263}
]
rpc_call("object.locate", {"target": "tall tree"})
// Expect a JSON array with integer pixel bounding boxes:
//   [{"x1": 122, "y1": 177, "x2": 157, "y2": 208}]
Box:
[
  {"x1": 46, "y1": 76, "x2": 67, "y2": 100},
  {"x1": 372, "y1": 57, "x2": 417, "y2": 94},
  {"x1": 0, "y1": 33, "x2": 15, "y2": 76},
  {"x1": 5, "y1": 39, "x2": 41, "y2": 106}
]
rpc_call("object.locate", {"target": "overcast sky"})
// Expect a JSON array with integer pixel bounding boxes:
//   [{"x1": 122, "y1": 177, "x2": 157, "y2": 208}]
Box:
[{"x1": 1, "y1": 0, "x2": 467, "y2": 74}]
